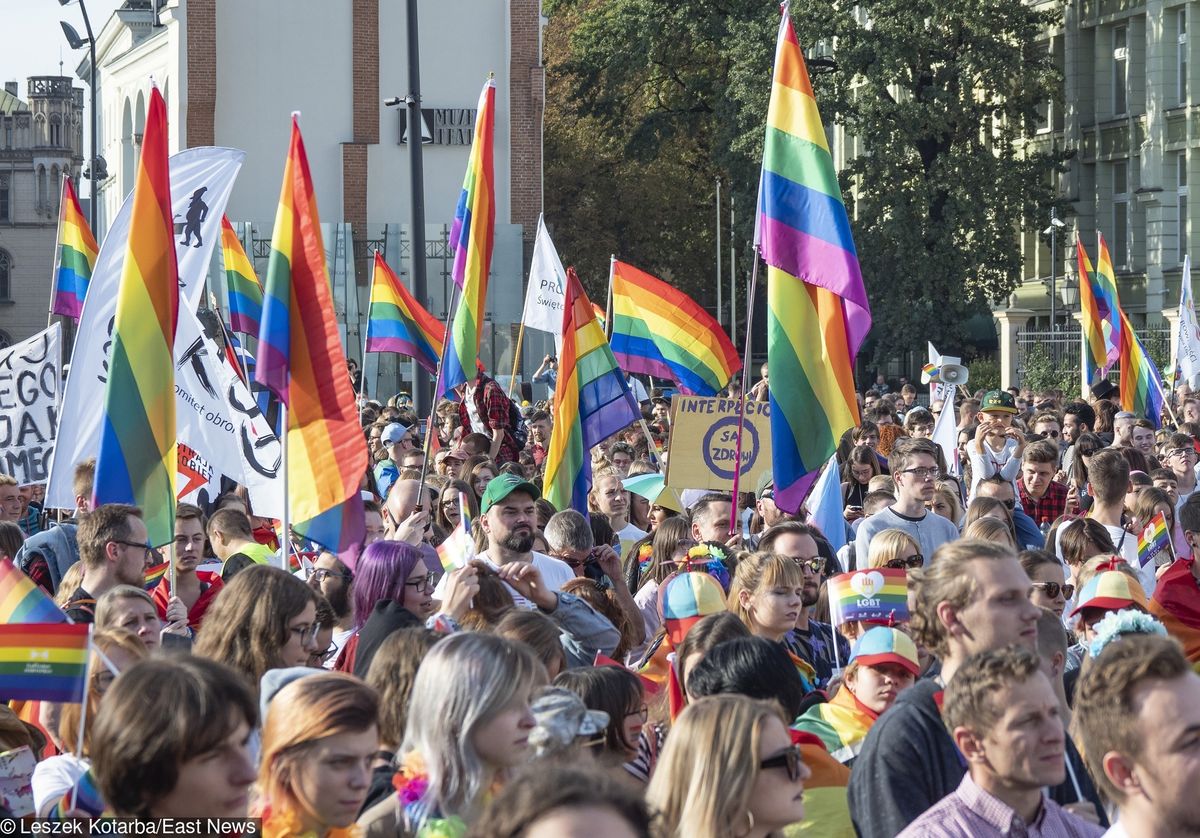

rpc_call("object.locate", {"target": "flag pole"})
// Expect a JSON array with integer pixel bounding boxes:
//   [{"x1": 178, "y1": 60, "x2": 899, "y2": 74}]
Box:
[
  {"x1": 728, "y1": 246, "x2": 761, "y2": 536},
  {"x1": 360, "y1": 256, "x2": 378, "y2": 426},
  {"x1": 605, "y1": 256, "x2": 615, "y2": 340},
  {"x1": 279, "y1": 402, "x2": 290, "y2": 571},
  {"x1": 417, "y1": 281, "x2": 463, "y2": 505},
  {"x1": 47, "y1": 171, "x2": 68, "y2": 329},
  {"x1": 69, "y1": 625, "x2": 94, "y2": 812},
  {"x1": 507, "y1": 321, "x2": 526, "y2": 398}
]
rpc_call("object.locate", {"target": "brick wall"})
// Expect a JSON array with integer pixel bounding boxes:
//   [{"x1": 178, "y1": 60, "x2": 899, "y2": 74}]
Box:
[
  {"x1": 508, "y1": 0, "x2": 544, "y2": 257},
  {"x1": 345, "y1": 0, "x2": 378, "y2": 284},
  {"x1": 185, "y1": 0, "x2": 217, "y2": 148}
]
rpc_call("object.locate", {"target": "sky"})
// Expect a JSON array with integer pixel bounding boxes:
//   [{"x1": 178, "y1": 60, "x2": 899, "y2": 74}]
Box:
[{"x1": 2, "y1": 0, "x2": 127, "y2": 197}]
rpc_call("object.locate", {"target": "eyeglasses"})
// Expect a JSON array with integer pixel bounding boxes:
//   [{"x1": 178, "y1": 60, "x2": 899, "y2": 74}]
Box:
[
  {"x1": 289, "y1": 622, "x2": 322, "y2": 646},
  {"x1": 885, "y1": 554, "x2": 924, "y2": 569},
  {"x1": 310, "y1": 643, "x2": 339, "y2": 665},
  {"x1": 310, "y1": 568, "x2": 352, "y2": 584},
  {"x1": 1038, "y1": 430, "x2": 1060, "y2": 439},
  {"x1": 1032, "y1": 581, "x2": 1075, "y2": 600},
  {"x1": 404, "y1": 571, "x2": 437, "y2": 594},
  {"x1": 625, "y1": 704, "x2": 649, "y2": 723},
  {"x1": 900, "y1": 467, "x2": 938, "y2": 481},
  {"x1": 111, "y1": 540, "x2": 153, "y2": 559},
  {"x1": 759, "y1": 744, "x2": 804, "y2": 782},
  {"x1": 1169, "y1": 447, "x2": 1197, "y2": 459},
  {"x1": 788, "y1": 556, "x2": 826, "y2": 575}
]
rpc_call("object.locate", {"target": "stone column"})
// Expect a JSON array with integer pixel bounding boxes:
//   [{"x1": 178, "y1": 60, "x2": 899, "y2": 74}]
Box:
[{"x1": 994, "y1": 308, "x2": 1034, "y2": 390}]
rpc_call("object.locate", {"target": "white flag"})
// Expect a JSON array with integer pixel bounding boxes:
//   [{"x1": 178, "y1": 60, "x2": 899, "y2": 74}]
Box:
[
  {"x1": 932, "y1": 391, "x2": 960, "y2": 477},
  {"x1": 1176, "y1": 255, "x2": 1200, "y2": 383},
  {"x1": 45, "y1": 147, "x2": 246, "y2": 509},
  {"x1": 521, "y1": 215, "x2": 567, "y2": 341}
]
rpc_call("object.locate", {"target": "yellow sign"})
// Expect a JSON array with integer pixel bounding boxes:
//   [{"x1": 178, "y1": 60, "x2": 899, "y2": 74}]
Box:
[{"x1": 664, "y1": 397, "x2": 773, "y2": 493}]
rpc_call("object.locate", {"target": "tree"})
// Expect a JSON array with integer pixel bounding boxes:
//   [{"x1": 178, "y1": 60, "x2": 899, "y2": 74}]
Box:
[{"x1": 544, "y1": 0, "x2": 1065, "y2": 363}]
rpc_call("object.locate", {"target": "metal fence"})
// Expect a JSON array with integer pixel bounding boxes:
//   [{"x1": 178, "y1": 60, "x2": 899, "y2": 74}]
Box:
[{"x1": 1014, "y1": 325, "x2": 1172, "y2": 389}]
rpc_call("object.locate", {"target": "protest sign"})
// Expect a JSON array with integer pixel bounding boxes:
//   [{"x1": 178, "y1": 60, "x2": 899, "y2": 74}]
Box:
[
  {"x1": 664, "y1": 396, "x2": 772, "y2": 493},
  {"x1": 0, "y1": 324, "x2": 60, "y2": 485}
]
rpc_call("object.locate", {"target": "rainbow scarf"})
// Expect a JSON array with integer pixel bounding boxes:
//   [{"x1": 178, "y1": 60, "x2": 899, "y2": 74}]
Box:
[
  {"x1": 220, "y1": 215, "x2": 263, "y2": 337},
  {"x1": 1118, "y1": 308, "x2": 1166, "y2": 427},
  {"x1": 255, "y1": 115, "x2": 368, "y2": 552},
  {"x1": 542, "y1": 268, "x2": 642, "y2": 513},
  {"x1": 51, "y1": 175, "x2": 99, "y2": 320},
  {"x1": 757, "y1": 6, "x2": 870, "y2": 514},
  {"x1": 609, "y1": 259, "x2": 740, "y2": 395},
  {"x1": 92, "y1": 86, "x2": 178, "y2": 545},
  {"x1": 792, "y1": 685, "x2": 878, "y2": 764},
  {"x1": 0, "y1": 557, "x2": 67, "y2": 623},
  {"x1": 1076, "y1": 238, "x2": 1110, "y2": 381},
  {"x1": 440, "y1": 78, "x2": 497, "y2": 398},
  {"x1": 366, "y1": 252, "x2": 445, "y2": 374},
  {"x1": 790, "y1": 731, "x2": 855, "y2": 837}
]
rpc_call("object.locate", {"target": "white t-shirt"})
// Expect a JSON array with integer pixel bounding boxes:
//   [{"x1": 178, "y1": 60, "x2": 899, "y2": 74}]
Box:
[{"x1": 432, "y1": 548, "x2": 575, "y2": 609}]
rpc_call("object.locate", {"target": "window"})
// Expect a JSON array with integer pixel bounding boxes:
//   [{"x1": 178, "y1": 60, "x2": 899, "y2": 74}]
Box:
[
  {"x1": 2, "y1": 118, "x2": 9, "y2": 149},
  {"x1": 1182, "y1": 152, "x2": 1190, "y2": 263},
  {"x1": 1181, "y1": 10, "x2": 1190, "y2": 104},
  {"x1": 0, "y1": 178, "x2": 7, "y2": 222},
  {"x1": 36, "y1": 166, "x2": 47, "y2": 214},
  {"x1": 49, "y1": 117, "x2": 61, "y2": 147},
  {"x1": 1114, "y1": 25, "x2": 1129, "y2": 115},
  {"x1": 0, "y1": 250, "x2": 10, "y2": 301},
  {"x1": 1114, "y1": 161, "x2": 1130, "y2": 268}
]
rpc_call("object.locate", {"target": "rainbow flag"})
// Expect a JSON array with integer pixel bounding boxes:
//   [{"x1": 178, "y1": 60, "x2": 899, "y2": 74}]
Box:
[
  {"x1": 220, "y1": 216, "x2": 263, "y2": 337},
  {"x1": 757, "y1": 6, "x2": 871, "y2": 515},
  {"x1": 441, "y1": 78, "x2": 497, "y2": 398},
  {"x1": 791, "y1": 731, "x2": 854, "y2": 837},
  {"x1": 543, "y1": 267, "x2": 642, "y2": 513},
  {"x1": 1094, "y1": 233, "x2": 1124, "y2": 370},
  {"x1": 255, "y1": 115, "x2": 368, "y2": 552},
  {"x1": 92, "y1": 86, "x2": 178, "y2": 546},
  {"x1": 0, "y1": 558, "x2": 67, "y2": 624},
  {"x1": 142, "y1": 561, "x2": 169, "y2": 592},
  {"x1": 827, "y1": 569, "x2": 909, "y2": 626},
  {"x1": 50, "y1": 176, "x2": 99, "y2": 320},
  {"x1": 1076, "y1": 237, "x2": 1110, "y2": 383},
  {"x1": 1119, "y1": 308, "x2": 1167, "y2": 427},
  {"x1": 0, "y1": 623, "x2": 89, "y2": 703},
  {"x1": 609, "y1": 260, "x2": 740, "y2": 396},
  {"x1": 366, "y1": 252, "x2": 445, "y2": 374},
  {"x1": 1137, "y1": 511, "x2": 1172, "y2": 568},
  {"x1": 435, "y1": 497, "x2": 475, "y2": 571},
  {"x1": 793, "y1": 684, "x2": 876, "y2": 764}
]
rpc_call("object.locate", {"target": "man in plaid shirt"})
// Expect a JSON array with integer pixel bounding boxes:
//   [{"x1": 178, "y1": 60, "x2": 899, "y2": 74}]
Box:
[
  {"x1": 1018, "y1": 439, "x2": 1069, "y2": 529},
  {"x1": 457, "y1": 371, "x2": 521, "y2": 465}
]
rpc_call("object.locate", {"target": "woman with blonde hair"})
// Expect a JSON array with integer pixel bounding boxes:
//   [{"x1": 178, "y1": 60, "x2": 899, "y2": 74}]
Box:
[
  {"x1": 928, "y1": 485, "x2": 964, "y2": 527},
  {"x1": 864, "y1": 529, "x2": 922, "y2": 570},
  {"x1": 962, "y1": 515, "x2": 1016, "y2": 547},
  {"x1": 645, "y1": 694, "x2": 809, "y2": 838},
  {"x1": 728, "y1": 551, "x2": 818, "y2": 689},
  {"x1": 257, "y1": 673, "x2": 380, "y2": 837},
  {"x1": 963, "y1": 496, "x2": 1018, "y2": 545}
]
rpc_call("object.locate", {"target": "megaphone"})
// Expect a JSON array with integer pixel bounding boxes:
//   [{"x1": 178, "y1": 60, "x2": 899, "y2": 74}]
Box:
[{"x1": 940, "y1": 364, "x2": 970, "y2": 386}]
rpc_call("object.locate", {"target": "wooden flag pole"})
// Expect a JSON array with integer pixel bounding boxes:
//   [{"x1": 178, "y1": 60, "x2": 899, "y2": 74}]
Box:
[
  {"x1": 507, "y1": 321, "x2": 526, "y2": 398},
  {"x1": 728, "y1": 246, "x2": 761, "y2": 536}
]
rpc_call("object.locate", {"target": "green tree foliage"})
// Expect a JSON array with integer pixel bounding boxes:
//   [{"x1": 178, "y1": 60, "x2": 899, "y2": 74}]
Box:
[{"x1": 544, "y1": 0, "x2": 1064, "y2": 361}]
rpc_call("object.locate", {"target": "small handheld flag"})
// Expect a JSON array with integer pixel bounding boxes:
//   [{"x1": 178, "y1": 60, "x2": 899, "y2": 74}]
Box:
[
  {"x1": 1138, "y1": 510, "x2": 1174, "y2": 568},
  {"x1": 435, "y1": 493, "x2": 475, "y2": 571},
  {"x1": 143, "y1": 561, "x2": 169, "y2": 592},
  {"x1": 827, "y1": 569, "x2": 909, "y2": 627},
  {"x1": 0, "y1": 558, "x2": 68, "y2": 624},
  {"x1": 0, "y1": 623, "x2": 90, "y2": 703}
]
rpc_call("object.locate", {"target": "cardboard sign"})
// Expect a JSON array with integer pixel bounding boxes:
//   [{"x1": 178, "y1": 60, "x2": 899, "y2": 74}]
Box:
[
  {"x1": 664, "y1": 396, "x2": 772, "y2": 493},
  {"x1": 0, "y1": 324, "x2": 60, "y2": 485}
]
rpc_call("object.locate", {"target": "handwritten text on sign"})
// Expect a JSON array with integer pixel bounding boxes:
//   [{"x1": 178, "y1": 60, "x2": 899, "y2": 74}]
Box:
[
  {"x1": 665, "y1": 397, "x2": 772, "y2": 493},
  {"x1": 0, "y1": 324, "x2": 61, "y2": 485}
]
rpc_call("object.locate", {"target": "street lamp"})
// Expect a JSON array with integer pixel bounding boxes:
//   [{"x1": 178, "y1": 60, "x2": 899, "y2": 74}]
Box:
[
  {"x1": 1043, "y1": 209, "x2": 1066, "y2": 332},
  {"x1": 58, "y1": 0, "x2": 98, "y2": 233}
]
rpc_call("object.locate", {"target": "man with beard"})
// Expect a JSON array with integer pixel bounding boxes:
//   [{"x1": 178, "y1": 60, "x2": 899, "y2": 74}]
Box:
[
  {"x1": 433, "y1": 473, "x2": 574, "y2": 609},
  {"x1": 757, "y1": 521, "x2": 849, "y2": 686},
  {"x1": 67, "y1": 504, "x2": 156, "y2": 623},
  {"x1": 150, "y1": 503, "x2": 223, "y2": 631},
  {"x1": 308, "y1": 551, "x2": 354, "y2": 667}
]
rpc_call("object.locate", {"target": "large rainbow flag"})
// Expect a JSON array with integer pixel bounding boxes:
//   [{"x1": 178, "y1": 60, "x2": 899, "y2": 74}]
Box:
[
  {"x1": 609, "y1": 260, "x2": 740, "y2": 396},
  {"x1": 543, "y1": 267, "x2": 642, "y2": 513},
  {"x1": 0, "y1": 557, "x2": 67, "y2": 624},
  {"x1": 441, "y1": 77, "x2": 497, "y2": 398},
  {"x1": 1093, "y1": 233, "x2": 1124, "y2": 371},
  {"x1": 1118, "y1": 308, "x2": 1166, "y2": 427},
  {"x1": 366, "y1": 252, "x2": 445, "y2": 375},
  {"x1": 256, "y1": 115, "x2": 368, "y2": 552},
  {"x1": 50, "y1": 176, "x2": 99, "y2": 320},
  {"x1": 1076, "y1": 237, "x2": 1110, "y2": 383},
  {"x1": 757, "y1": 6, "x2": 871, "y2": 514},
  {"x1": 0, "y1": 623, "x2": 90, "y2": 703},
  {"x1": 92, "y1": 86, "x2": 178, "y2": 546},
  {"x1": 220, "y1": 216, "x2": 263, "y2": 337}
]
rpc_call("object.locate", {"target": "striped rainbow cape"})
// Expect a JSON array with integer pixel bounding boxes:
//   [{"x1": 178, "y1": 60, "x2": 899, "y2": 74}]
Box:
[
  {"x1": 792, "y1": 684, "x2": 878, "y2": 764},
  {"x1": 51, "y1": 175, "x2": 99, "y2": 320}
]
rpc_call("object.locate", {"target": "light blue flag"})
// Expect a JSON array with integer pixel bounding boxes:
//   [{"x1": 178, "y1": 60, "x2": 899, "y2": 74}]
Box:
[{"x1": 807, "y1": 454, "x2": 847, "y2": 554}]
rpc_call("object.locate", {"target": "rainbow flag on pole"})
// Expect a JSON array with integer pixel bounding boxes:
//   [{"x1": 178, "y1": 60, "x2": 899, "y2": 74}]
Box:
[
  {"x1": 1138, "y1": 510, "x2": 1173, "y2": 567},
  {"x1": 0, "y1": 623, "x2": 90, "y2": 703},
  {"x1": 1094, "y1": 233, "x2": 1124, "y2": 371},
  {"x1": 441, "y1": 77, "x2": 497, "y2": 398},
  {"x1": 609, "y1": 260, "x2": 740, "y2": 395},
  {"x1": 92, "y1": 86, "x2": 178, "y2": 546},
  {"x1": 1076, "y1": 237, "x2": 1110, "y2": 383},
  {"x1": 757, "y1": 5, "x2": 871, "y2": 514},
  {"x1": 1119, "y1": 313, "x2": 1167, "y2": 427},
  {"x1": 435, "y1": 494, "x2": 475, "y2": 571},
  {"x1": 220, "y1": 216, "x2": 263, "y2": 337},
  {"x1": 827, "y1": 569, "x2": 909, "y2": 626},
  {"x1": 543, "y1": 268, "x2": 642, "y2": 513},
  {"x1": 256, "y1": 115, "x2": 368, "y2": 552},
  {"x1": 366, "y1": 252, "x2": 445, "y2": 375},
  {"x1": 0, "y1": 558, "x2": 67, "y2": 624},
  {"x1": 51, "y1": 176, "x2": 99, "y2": 320}
]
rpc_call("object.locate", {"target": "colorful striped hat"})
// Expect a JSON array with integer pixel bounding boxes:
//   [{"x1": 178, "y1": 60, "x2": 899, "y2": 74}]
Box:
[
  {"x1": 1069, "y1": 571, "x2": 1149, "y2": 619},
  {"x1": 849, "y1": 627, "x2": 920, "y2": 676},
  {"x1": 658, "y1": 570, "x2": 727, "y2": 646}
]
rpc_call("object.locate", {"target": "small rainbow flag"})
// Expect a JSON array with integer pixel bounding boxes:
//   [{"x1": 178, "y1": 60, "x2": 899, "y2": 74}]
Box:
[
  {"x1": 827, "y1": 568, "x2": 909, "y2": 626},
  {"x1": 220, "y1": 216, "x2": 263, "y2": 337},
  {"x1": 441, "y1": 77, "x2": 497, "y2": 398},
  {"x1": 92, "y1": 86, "x2": 178, "y2": 546},
  {"x1": 920, "y1": 362, "x2": 940, "y2": 384},
  {"x1": 143, "y1": 561, "x2": 169, "y2": 591},
  {"x1": 366, "y1": 252, "x2": 445, "y2": 375},
  {"x1": 1118, "y1": 308, "x2": 1167, "y2": 428},
  {"x1": 435, "y1": 494, "x2": 475, "y2": 571},
  {"x1": 609, "y1": 259, "x2": 740, "y2": 396},
  {"x1": 1094, "y1": 233, "x2": 1124, "y2": 371},
  {"x1": 1138, "y1": 510, "x2": 1173, "y2": 568},
  {"x1": 543, "y1": 268, "x2": 642, "y2": 513},
  {"x1": 50, "y1": 176, "x2": 99, "y2": 320},
  {"x1": 0, "y1": 558, "x2": 67, "y2": 624},
  {"x1": 256, "y1": 115, "x2": 368, "y2": 552},
  {"x1": 1076, "y1": 238, "x2": 1110, "y2": 383},
  {"x1": 0, "y1": 623, "x2": 90, "y2": 703},
  {"x1": 757, "y1": 5, "x2": 871, "y2": 514}
]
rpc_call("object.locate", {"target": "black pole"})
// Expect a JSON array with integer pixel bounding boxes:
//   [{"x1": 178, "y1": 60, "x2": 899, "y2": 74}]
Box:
[
  {"x1": 406, "y1": 0, "x2": 429, "y2": 417},
  {"x1": 78, "y1": 0, "x2": 97, "y2": 233}
]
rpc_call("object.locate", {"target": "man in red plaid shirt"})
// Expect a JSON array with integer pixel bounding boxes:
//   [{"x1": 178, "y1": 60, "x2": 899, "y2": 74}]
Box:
[
  {"x1": 457, "y1": 370, "x2": 521, "y2": 465},
  {"x1": 1018, "y1": 440, "x2": 1069, "y2": 528}
]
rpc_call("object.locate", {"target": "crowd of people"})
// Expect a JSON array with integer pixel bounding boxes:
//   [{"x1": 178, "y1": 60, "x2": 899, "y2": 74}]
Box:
[{"x1": 2, "y1": 366, "x2": 1200, "y2": 838}]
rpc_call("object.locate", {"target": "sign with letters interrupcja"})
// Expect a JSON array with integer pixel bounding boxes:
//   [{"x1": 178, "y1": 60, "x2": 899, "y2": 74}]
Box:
[{"x1": 664, "y1": 396, "x2": 772, "y2": 494}]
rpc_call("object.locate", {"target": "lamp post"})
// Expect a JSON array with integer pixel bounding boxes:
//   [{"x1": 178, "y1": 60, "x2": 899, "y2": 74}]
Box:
[
  {"x1": 58, "y1": 0, "x2": 98, "y2": 233},
  {"x1": 1043, "y1": 208, "x2": 1066, "y2": 332}
]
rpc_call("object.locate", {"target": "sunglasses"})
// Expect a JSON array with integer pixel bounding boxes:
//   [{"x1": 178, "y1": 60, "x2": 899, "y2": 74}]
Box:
[
  {"x1": 759, "y1": 744, "x2": 804, "y2": 782},
  {"x1": 1038, "y1": 429, "x2": 1060, "y2": 439},
  {"x1": 1032, "y1": 581, "x2": 1075, "y2": 600},
  {"x1": 885, "y1": 554, "x2": 924, "y2": 570},
  {"x1": 789, "y1": 557, "x2": 827, "y2": 575}
]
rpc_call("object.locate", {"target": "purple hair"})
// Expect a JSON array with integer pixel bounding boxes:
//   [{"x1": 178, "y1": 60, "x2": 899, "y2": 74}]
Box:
[{"x1": 352, "y1": 540, "x2": 426, "y2": 628}]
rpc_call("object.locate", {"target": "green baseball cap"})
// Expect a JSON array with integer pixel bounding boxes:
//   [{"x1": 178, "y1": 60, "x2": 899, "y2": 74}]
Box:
[
  {"x1": 979, "y1": 389, "x2": 1018, "y2": 415},
  {"x1": 479, "y1": 473, "x2": 541, "y2": 514}
]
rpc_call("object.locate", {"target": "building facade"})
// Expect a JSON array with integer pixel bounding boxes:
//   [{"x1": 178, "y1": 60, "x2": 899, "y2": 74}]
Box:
[{"x1": 0, "y1": 77, "x2": 85, "y2": 346}]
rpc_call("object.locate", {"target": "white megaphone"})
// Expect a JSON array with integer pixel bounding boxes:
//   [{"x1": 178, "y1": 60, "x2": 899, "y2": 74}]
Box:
[{"x1": 940, "y1": 363, "x2": 970, "y2": 386}]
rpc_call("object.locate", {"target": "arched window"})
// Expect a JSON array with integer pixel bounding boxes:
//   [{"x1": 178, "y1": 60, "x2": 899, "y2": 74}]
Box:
[
  {"x1": 49, "y1": 115, "x2": 62, "y2": 147},
  {"x1": 33, "y1": 114, "x2": 46, "y2": 146},
  {"x1": 0, "y1": 249, "x2": 12, "y2": 301}
]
